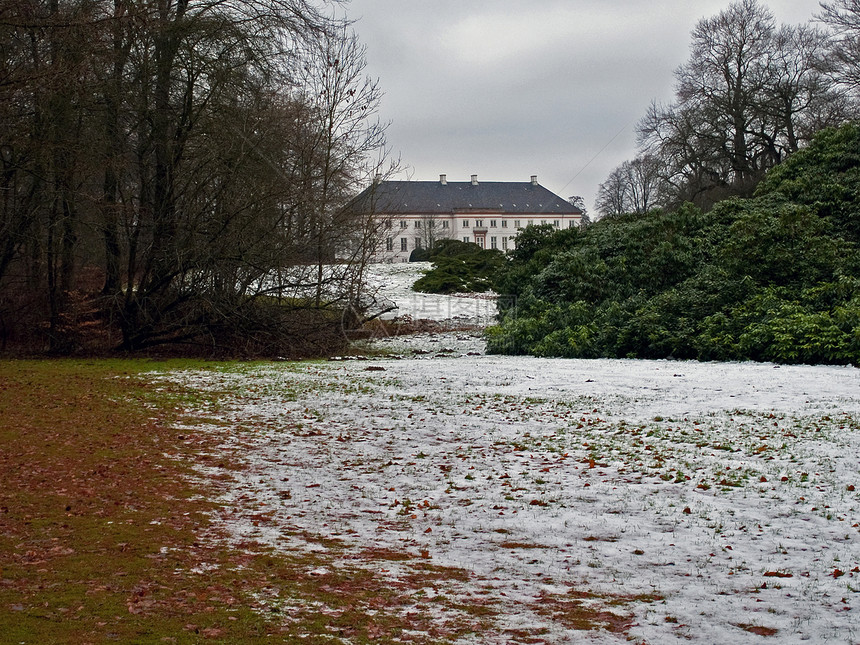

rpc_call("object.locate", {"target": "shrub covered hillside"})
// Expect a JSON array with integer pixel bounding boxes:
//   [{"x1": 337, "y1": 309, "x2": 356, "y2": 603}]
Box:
[{"x1": 487, "y1": 123, "x2": 860, "y2": 365}]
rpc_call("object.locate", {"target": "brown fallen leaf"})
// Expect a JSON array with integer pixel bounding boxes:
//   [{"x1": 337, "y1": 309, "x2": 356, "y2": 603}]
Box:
[{"x1": 763, "y1": 571, "x2": 793, "y2": 578}]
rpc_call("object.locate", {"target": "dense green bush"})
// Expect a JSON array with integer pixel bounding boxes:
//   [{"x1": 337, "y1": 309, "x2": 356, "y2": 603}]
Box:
[
  {"x1": 412, "y1": 239, "x2": 505, "y2": 294},
  {"x1": 488, "y1": 124, "x2": 860, "y2": 365},
  {"x1": 756, "y1": 122, "x2": 860, "y2": 243}
]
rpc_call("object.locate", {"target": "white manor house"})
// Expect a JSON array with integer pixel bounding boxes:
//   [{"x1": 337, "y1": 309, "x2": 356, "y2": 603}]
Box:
[{"x1": 351, "y1": 174, "x2": 583, "y2": 262}]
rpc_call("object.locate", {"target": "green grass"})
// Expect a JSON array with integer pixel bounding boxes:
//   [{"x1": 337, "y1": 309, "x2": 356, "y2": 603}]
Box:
[{"x1": 0, "y1": 359, "x2": 290, "y2": 643}]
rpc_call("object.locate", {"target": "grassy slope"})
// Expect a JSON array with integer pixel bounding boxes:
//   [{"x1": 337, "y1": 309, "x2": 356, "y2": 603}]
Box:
[{"x1": 0, "y1": 359, "x2": 278, "y2": 644}]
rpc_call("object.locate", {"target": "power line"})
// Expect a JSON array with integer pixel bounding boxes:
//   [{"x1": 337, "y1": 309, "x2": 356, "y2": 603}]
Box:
[{"x1": 558, "y1": 120, "x2": 633, "y2": 196}]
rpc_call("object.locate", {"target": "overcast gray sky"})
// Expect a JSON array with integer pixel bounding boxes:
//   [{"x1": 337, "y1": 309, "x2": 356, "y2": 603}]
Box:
[{"x1": 340, "y1": 0, "x2": 824, "y2": 212}]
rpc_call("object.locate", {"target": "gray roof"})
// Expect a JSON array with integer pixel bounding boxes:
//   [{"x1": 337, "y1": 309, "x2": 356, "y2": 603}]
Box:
[{"x1": 351, "y1": 180, "x2": 582, "y2": 216}]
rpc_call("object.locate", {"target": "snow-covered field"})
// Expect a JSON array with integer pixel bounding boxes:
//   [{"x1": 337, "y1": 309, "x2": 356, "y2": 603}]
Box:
[{"x1": 162, "y1": 264, "x2": 860, "y2": 643}]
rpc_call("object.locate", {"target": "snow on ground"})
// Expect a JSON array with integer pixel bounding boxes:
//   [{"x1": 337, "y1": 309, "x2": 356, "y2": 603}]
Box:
[
  {"x1": 355, "y1": 262, "x2": 496, "y2": 359},
  {"x1": 364, "y1": 262, "x2": 498, "y2": 327},
  {"x1": 158, "y1": 264, "x2": 860, "y2": 643}
]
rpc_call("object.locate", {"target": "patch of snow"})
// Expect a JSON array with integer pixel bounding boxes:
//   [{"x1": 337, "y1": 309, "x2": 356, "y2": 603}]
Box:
[
  {"x1": 364, "y1": 262, "x2": 497, "y2": 327},
  {"x1": 356, "y1": 330, "x2": 487, "y2": 358},
  {"x1": 162, "y1": 356, "x2": 860, "y2": 643}
]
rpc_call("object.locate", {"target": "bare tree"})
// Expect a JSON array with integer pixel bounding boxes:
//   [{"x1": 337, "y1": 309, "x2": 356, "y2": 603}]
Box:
[
  {"x1": 0, "y1": 0, "x2": 393, "y2": 355},
  {"x1": 674, "y1": 0, "x2": 775, "y2": 195},
  {"x1": 819, "y1": 0, "x2": 860, "y2": 95},
  {"x1": 0, "y1": 0, "x2": 105, "y2": 349},
  {"x1": 595, "y1": 155, "x2": 663, "y2": 217},
  {"x1": 757, "y1": 23, "x2": 848, "y2": 156},
  {"x1": 595, "y1": 165, "x2": 629, "y2": 218},
  {"x1": 289, "y1": 25, "x2": 388, "y2": 306},
  {"x1": 626, "y1": 155, "x2": 662, "y2": 214},
  {"x1": 568, "y1": 196, "x2": 590, "y2": 225},
  {"x1": 636, "y1": 0, "x2": 853, "y2": 209}
]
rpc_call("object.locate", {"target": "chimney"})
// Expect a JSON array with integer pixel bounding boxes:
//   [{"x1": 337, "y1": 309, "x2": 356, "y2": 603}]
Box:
[
  {"x1": 440, "y1": 174, "x2": 447, "y2": 185},
  {"x1": 471, "y1": 174, "x2": 478, "y2": 186},
  {"x1": 531, "y1": 175, "x2": 538, "y2": 186}
]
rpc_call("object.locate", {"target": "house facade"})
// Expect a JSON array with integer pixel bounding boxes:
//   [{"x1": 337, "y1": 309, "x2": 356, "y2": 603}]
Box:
[{"x1": 352, "y1": 174, "x2": 582, "y2": 262}]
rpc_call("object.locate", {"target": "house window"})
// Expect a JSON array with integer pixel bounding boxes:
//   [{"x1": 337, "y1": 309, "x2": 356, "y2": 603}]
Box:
[
  {"x1": 502, "y1": 236, "x2": 508, "y2": 250},
  {"x1": 490, "y1": 236, "x2": 497, "y2": 249},
  {"x1": 463, "y1": 236, "x2": 470, "y2": 243},
  {"x1": 528, "y1": 219, "x2": 534, "y2": 226},
  {"x1": 415, "y1": 237, "x2": 422, "y2": 249},
  {"x1": 514, "y1": 220, "x2": 520, "y2": 228},
  {"x1": 386, "y1": 237, "x2": 393, "y2": 251},
  {"x1": 442, "y1": 221, "x2": 449, "y2": 229},
  {"x1": 475, "y1": 219, "x2": 483, "y2": 227},
  {"x1": 490, "y1": 220, "x2": 497, "y2": 228},
  {"x1": 554, "y1": 220, "x2": 560, "y2": 228},
  {"x1": 415, "y1": 220, "x2": 421, "y2": 228},
  {"x1": 400, "y1": 220, "x2": 407, "y2": 229},
  {"x1": 501, "y1": 220, "x2": 508, "y2": 228},
  {"x1": 541, "y1": 220, "x2": 546, "y2": 225},
  {"x1": 385, "y1": 219, "x2": 393, "y2": 229},
  {"x1": 400, "y1": 238, "x2": 407, "y2": 252},
  {"x1": 477, "y1": 237, "x2": 485, "y2": 249},
  {"x1": 428, "y1": 220, "x2": 435, "y2": 228},
  {"x1": 462, "y1": 220, "x2": 469, "y2": 227}
]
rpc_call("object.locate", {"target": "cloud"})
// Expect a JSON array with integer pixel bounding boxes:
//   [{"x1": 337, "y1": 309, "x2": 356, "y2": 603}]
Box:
[{"x1": 345, "y1": 0, "x2": 824, "y2": 211}]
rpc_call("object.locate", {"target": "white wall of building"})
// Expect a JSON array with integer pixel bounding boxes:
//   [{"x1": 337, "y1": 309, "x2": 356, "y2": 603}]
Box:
[{"x1": 374, "y1": 212, "x2": 581, "y2": 263}]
